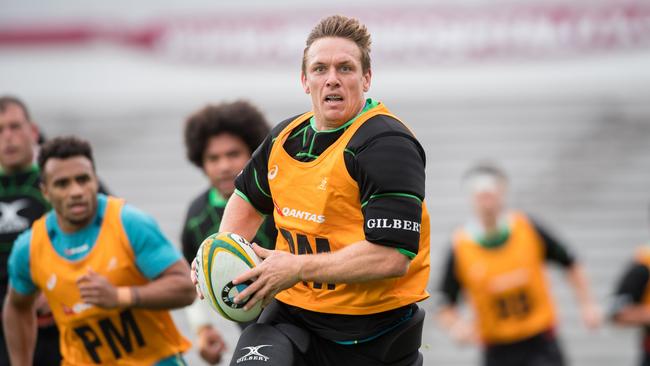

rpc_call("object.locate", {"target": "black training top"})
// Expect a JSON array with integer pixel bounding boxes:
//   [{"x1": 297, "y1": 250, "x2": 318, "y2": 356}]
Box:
[
  {"x1": 234, "y1": 100, "x2": 426, "y2": 342},
  {"x1": 235, "y1": 100, "x2": 426, "y2": 256},
  {"x1": 0, "y1": 165, "x2": 50, "y2": 309},
  {"x1": 181, "y1": 187, "x2": 277, "y2": 264}
]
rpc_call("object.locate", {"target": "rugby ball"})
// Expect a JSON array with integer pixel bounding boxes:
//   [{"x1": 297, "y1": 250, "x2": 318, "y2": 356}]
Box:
[{"x1": 195, "y1": 232, "x2": 263, "y2": 322}]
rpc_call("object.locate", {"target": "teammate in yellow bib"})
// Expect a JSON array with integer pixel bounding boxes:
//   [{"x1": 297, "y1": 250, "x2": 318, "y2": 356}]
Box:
[
  {"x1": 435, "y1": 163, "x2": 601, "y2": 366},
  {"x1": 612, "y1": 246, "x2": 650, "y2": 365},
  {"x1": 3, "y1": 137, "x2": 195, "y2": 366},
  {"x1": 192, "y1": 15, "x2": 430, "y2": 366}
]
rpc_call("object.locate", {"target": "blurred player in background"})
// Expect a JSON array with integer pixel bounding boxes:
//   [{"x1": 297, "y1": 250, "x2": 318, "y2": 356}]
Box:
[
  {"x1": 182, "y1": 101, "x2": 276, "y2": 364},
  {"x1": 3, "y1": 136, "x2": 195, "y2": 365},
  {"x1": 436, "y1": 162, "x2": 601, "y2": 366},
  {"x1": 0, "y1": 96, "x2": 60, "y2": 365},
  {"x1": 611, "y1": 235, "x2": 650, "y2": 365},
  {"x1": 194, "y1": 14, "x2": 431, "y2": 366}
]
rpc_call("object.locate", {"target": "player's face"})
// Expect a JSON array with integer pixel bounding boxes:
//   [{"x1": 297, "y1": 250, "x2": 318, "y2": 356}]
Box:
[
  {"x1": 41, "y1": 156, "x2": 99, "y2": 233},
  {"x1": 301, "y1": 37, "x2": 371, "y2": 129},
  {"x1": 203, "y1": 133, "x2": 251, "y2": 197},
  {"x1": 472, "y1": 184, "x2": 506, "y2": 225},
  {"x1": 0, "y1": 104, "x2": 38, "y2": 173}
]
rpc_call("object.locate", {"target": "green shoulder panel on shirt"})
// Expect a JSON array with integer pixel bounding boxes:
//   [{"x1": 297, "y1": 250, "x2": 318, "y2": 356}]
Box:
[{"x1": 253, "y1": 168, "x2": 272, "y2": 198}]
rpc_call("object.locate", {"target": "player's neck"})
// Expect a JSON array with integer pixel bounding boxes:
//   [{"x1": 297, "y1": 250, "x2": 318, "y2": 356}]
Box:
[
  {"x1": 313, "y1": 101, "x2": 366, "y2": 131},
  {"x1": 314, "y1": 118, "x2": 345, "y2": 131},
  {"x1": 0, "y1": 161, "x2": 34, "y2": 175},
  {"x1": 58, "y1": 216, "x2": 94, "y2": 234},
  {"x1": 479, "y1": 216, "x2": 499, "y2": 234},
  {"x1": 57, "y1": 205, "x2": 98, "y2": 234}
]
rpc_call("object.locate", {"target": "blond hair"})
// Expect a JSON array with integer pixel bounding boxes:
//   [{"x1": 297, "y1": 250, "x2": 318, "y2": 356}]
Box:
[{"x1": 302, "y1": 15, "x2": 372, "y2": 74}]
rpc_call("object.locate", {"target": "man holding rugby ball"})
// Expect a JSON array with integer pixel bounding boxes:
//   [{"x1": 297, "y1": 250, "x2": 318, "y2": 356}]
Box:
[{"x1": 194, "y1": 14, "x2": 430, "y2": 366}]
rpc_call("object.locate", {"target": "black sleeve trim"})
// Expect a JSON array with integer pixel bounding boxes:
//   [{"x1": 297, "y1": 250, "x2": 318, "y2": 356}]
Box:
[
  {"x1": 363, "y1": 196, "x2": 422, "y2": 254},
  {"x1": 610, "y1": 262, "x2": 650, "y2": 317},
  {"x1": 438, "y1": 248, "x2": 462, "y2": 306},
  {"x1": 530, "y1": 217, "x2": 576, "y2": 267}
]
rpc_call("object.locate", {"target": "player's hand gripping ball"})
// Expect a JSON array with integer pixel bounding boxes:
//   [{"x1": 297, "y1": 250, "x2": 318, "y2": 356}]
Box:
[{"x1": 194, "y1": 232, "x2": 262, "y2": 322}]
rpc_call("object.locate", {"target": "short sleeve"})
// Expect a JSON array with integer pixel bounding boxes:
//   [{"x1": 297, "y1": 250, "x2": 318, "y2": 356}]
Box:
[
  {"x1": 438, "y1": 248, "x2": 462, "y2": 306},
  {"x1": 610, "y1": 262, "x2": 649, "y2": 317},
  {"x1": 121, "y1": 204, "x2": 182, "y2": 279},
  {"x1": 8, "y1": 230, "x2": 38, "y2": 295},
  {"x1": 234, "y1": 135, "x2": 274, "y2": 214},
  {"x1": 235, "y1": 118, "x2": 295, "y2": 215},
  {"x1": 531, "y1": 218, "x2": 576, "y2": 268}
]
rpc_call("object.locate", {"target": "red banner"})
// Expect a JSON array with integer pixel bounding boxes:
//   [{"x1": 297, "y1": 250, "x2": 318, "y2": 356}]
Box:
[{"x1": 1, "y1": 3, "x2": 650, "y2": 64}]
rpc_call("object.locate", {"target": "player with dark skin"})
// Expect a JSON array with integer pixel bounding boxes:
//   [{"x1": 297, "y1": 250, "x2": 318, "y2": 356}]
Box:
[
  {"x1": 4, "y1": 137, "x2": 195, "y2": 366},
  {"x1": 182, "y1": 101, "x2": 275, "y2": 364}
]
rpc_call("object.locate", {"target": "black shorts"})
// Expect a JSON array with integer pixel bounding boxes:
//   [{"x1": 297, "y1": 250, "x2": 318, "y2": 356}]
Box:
[
  {"x1": 484, "y1": 330, "x2": 565, "y2": 366},
  {"x1": 230, "y1": 300, "x2": 424, "y2": 366}
]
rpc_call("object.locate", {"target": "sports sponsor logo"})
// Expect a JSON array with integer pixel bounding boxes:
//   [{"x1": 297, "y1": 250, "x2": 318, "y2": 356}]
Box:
[
  {"x1": 237, "y1": 345, "x2": 271, "y2": 363},
  {"x1": 366, "y1": 218, "x2": 421, "y2": 232},
  {"x1": 317, "y1": 177, "x2": 328, "y2": 191},
  {"x1": 281, "y1": 207, "x2": 325, "y2": 223},
  {"x1": 0, "y1": 199, "x2": 30, "y2": 233},
  {"x1": 46, "y1": 273, "x2": 57, "y2": 291},
  {"x1": 273, "y1": 200, "x2": 284, "y2": 217},
  {"x1": 64, "y1": 243, "x2": 89, "y2": 256},
  {"x1": 62, "y1": 302, "x2": 93, "y2": 316},
  {"x1": 106, "y1": 256, "x2": 118, "y2": 271},
  {"x1": 221, "y1": 280, "x2": 253, "y2": 309},
  {"x1": 267, "y1": 165, "x2": 279, "y2": 180},
  {"x1": 231, "y1": 233, "x2": 251, "y2": 248}
]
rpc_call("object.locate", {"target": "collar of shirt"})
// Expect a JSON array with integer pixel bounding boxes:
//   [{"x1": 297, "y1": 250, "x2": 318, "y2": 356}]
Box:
[{"x1": 45, "y1": 193, "x2": 108, "y2": 260}]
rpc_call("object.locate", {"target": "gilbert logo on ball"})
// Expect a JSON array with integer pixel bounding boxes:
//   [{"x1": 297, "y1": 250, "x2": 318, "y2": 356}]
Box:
[{"x1": 195, "y1": 232, "x2": 262, "y2": 322}]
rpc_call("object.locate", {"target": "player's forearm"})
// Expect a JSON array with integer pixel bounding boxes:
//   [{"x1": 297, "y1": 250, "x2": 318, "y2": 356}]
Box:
[
  {"x1": 567, "y1": 264, "x2": 596, "y2": 307},
  {"x1": 132, "y1": 260, "x2": 196, "y2": 309},
  {"x1": 436, "y1": 305, "x2": 462, "y2": 331},
  {"x1": 297, "y1": 240, "x2": 409, "y2": 284},
  {"x1": 612, "y1": 305, "x2": 650, "y2": 326},
  {"x1": 2, "y1": 300, "x2": 37, "y2": 366},
  {"x1": 219, "y1": 193, "x2": 264, "y2": 242}
]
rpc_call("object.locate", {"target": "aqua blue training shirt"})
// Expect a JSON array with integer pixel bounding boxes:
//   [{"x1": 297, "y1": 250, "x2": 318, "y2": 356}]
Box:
[{"x1": 8, "y1": 194, "x2": 182, "y2": 295}]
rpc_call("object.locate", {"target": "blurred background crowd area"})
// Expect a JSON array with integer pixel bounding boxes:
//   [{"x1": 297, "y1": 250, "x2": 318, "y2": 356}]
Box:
[{"x1": 2, "y1": 0, "x2": 650, "y2": 364}]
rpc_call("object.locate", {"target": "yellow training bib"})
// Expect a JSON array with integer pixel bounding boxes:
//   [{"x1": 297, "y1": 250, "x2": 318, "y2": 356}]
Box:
[
  {"x1": 30, "y1": 197, "x2": 190, "y2": 365},
  {"x1": 269, "y1": 104, "x2": 430, "y2": 315},
  {"x1": 453, "y1": 212, "x2": 556, "y2": 344}
]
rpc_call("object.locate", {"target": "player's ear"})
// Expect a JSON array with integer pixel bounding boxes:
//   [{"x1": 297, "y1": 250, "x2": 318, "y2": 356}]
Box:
[
  {"x1": 29, "y1": 123, "x2": 40, "y2": 145},
  {"x1": 40, "y1": 180, "x2": 49, "y2": 201},
  {"x1": 301, "y1": 72, "x2": 310, "y2": 94},
  {"x1": 362, "y1": 68, "x2": 371, "y2": 93}
]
